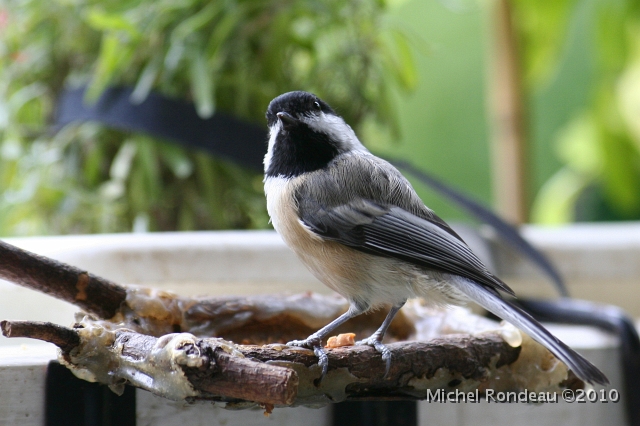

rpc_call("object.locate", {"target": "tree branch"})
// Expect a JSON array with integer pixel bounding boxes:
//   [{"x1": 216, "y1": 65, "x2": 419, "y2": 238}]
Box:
[
  {"x1": 0, "y1": 240, "x2": 126, "y2": 319},
  {"x1": 1, "y1": 319, "x2": 579, "y2": 407},
  {"x1": 0, "y1": 320, "x2": 80, "y2": 353}
]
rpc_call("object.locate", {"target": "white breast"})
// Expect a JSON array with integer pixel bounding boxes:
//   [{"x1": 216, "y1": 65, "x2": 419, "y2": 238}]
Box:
[
  {"x1": 264, "y1": 175, "x2": 324, "y2": 250},
  {"x1": 264, "y1": 176, "x2": 430, "y2": 310}
]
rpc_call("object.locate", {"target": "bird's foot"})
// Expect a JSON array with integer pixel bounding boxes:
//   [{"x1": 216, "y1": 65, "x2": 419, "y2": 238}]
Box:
[
  {"x1": 357, "y1": 335, "x2": 392, "y2": 377},
  {"x1": 287, "y1": 337, "x2": 328, "y2": 385}
]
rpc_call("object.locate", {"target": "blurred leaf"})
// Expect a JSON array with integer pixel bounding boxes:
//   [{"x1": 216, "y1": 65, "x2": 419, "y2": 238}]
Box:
[
  {"x1": 188, "y1": 46, "x2": 215, "y2": 118},
  {"x1": 110, "y1": 140, "x2": 137, "y2": 181},
  {"x1": 8, "y1": 83, "x2": 47, "y2": 118},
  {"x1": 600, "y1": 133, "x2": 640, "y2": 213},
  {"x1": 194, "y1": 152, "x2": 224, "y2": 227},
  {"x1": 86, "y1": 9, "x2": 140, "y2": 37},
  {"x1": 86, "y1": 32, "x2": 133, "y2": 102},
  {"x1": 531, "y1": 168, "x2": 591, "y2": 224},
  {"x1": 177, "y1": 203, "x2": 196, "y2": 231},
  {"x1": 617, "y1": 57, "x2": 640, "y2": 148},
  {"x1": 83, "y1": 141, "x2": 105, "y2": 186},
  {"x1": 206, "y1": 7, "x2": 239, "y2": 58},
  {"x1": 158, "y1": 143, "x2": 193, "y2": 179},
  {"x1": 164, "y1": 40, "x2": 186, "y2": 71},
  {"x1": 130, "y1": 56, "x2": 162, "y2": 104},
  {"x1": 385, "y1": 30, "x2": 418, "y2": 91},
  {"x1": 1, "y1": 138, "x2": 23, "y2": 160},
  {"x1": 100, "y1": 180, "x2": 125, "y2": 200},
  {"x1": 594, "y1": 0, "x2": 629, "y2": 75},
  {"x1": 556, "y1": 113, "x2": 602, "y2": 175},
  {"x1": 0, "y1": 101, "x2": 9, "y2": 130},
  {"x1": 134, "y1": 137, "x2": 161, "y2": 201},
  {"x1": 171, "y1": 2, "x2": 221, "y2": 42},
  {"x1": 512, "y1": 0, "x2": 581, "y2": 87},
  {"x1": 132, "y1": 213, "x2": 149, "y2": 233},
  {"x1": 127, "y1": 166, "x2": 148, "y2": 215}
]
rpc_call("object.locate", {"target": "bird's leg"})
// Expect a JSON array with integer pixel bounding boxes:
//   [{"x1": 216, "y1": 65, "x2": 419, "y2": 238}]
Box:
[
  {"x1": 356, "y1": 299, "x2": 407, "y2": 377},
  {"x1": 287, "y1": 303, "x2": 365, "y2": 383}
]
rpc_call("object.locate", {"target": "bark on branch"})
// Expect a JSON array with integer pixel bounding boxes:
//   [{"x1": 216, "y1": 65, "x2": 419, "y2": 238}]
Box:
[
  {"x1": 0, "y1": 320, "x2": 80, "y2": 353},
  {"x1": 0, "y1": 240, "x2": 126, "y2": 318},
  {"x1": 2, "y1": 319, "x2": 564, "y2": 407}
]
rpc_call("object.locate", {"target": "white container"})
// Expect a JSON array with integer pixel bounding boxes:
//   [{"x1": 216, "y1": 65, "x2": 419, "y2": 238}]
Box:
[{"x1": 0, "y1": 225, "x2": 631, "y2": 425}]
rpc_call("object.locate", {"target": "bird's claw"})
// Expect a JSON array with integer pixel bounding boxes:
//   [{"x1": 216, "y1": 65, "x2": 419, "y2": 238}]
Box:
[
  {"x1": 357, "y1": 336, "x2": 392, "y2": 377},
  {"x1": 287, "y1": 337, "x2": 328, "y2": 385},
  {"x1": 286, "y1": 337, "x2": 321, "y2": 348},
  {"x1": 313, "y1": 346, "x2": 329, "y2": 382}
]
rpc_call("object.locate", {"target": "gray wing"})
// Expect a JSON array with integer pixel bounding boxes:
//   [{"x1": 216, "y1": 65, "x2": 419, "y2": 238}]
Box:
[
  {"x1": 297, "y1": 196, "x2": 515, "y2": 296},
  {"x1": 294, "y1": 152, "x2": 513, "y2": 295}
]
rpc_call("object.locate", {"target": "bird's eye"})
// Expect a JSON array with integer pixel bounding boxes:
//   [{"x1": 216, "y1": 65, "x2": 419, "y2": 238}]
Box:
[{"x1": 314, "y1": 101, "x2": 321, "y2": 111}]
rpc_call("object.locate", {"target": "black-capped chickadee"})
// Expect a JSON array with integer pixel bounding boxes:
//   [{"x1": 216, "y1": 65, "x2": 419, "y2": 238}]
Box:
[{"x1": 263, "y1": 91, "x2": 608, "y2": 385}]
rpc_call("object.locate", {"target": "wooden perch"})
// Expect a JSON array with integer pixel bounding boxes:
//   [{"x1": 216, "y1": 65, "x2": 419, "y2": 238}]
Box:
[
  {"x1": 0, "y1": 240, "x2": 126, "y2": 319},
  {"x1": 0, "y1": 238, "x2": 582, "y2": 406},
  {"x1": 1, "y1": 319, "x2": 572, "y2": 407},
  {"x1": 0, "y1": 320, "x2": 80, "y2": 353},
  {"x1": 115, "y1": 329, "x2": 299, "y2": 405}
]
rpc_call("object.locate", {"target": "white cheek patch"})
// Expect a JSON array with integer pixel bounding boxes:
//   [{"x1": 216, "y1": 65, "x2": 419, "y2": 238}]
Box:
[
  {"x1": 264, "y1": 112, "x2": 369, "y2": 176},
  {"x1": 300, "y1": 113, "x2": 369, "y2": 153},
  {"x1": 263, "y1": 121, "x2": 282, "y2": 173}
]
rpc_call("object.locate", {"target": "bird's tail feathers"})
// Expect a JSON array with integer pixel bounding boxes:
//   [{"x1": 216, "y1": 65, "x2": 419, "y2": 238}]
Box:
[{"x1": 453, "y1": 278, "x2": 609, "y2": 386}]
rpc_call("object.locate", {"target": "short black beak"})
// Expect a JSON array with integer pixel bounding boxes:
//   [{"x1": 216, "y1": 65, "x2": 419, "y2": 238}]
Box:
[{"x1": 277, "y1": 112, "x2": 298, "y2": 130}]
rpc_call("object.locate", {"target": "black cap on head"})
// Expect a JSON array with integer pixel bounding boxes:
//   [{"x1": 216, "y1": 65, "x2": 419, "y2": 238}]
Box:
[
  {"x1": 266, "y1": 91, "x2": 335, "y2": 127},
  {"x1": 264, "y1": 91, "x2": 343, "y2": 178}
]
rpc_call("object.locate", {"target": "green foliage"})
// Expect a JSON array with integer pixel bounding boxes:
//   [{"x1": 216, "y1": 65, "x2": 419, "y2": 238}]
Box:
[
  {"x1": 513, "y1": 0, "x2": 640, "y2": 223},
  {"x1": 512, "y1": 0, "x2": 581, "y2": 88},
  {"x1": 0, "y1": 0, "x2": 415, "y2": 235}
]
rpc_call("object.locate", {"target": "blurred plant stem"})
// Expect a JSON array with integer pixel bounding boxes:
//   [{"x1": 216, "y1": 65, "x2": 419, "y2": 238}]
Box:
[{"x1": 486, "y1": 0, "x2": 528, "y2": 225}]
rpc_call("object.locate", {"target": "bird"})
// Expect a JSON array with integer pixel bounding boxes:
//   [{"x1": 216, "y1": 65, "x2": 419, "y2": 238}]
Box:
[{"x1": 262, "y1": 90, "x2": 608, "y2": 386}]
